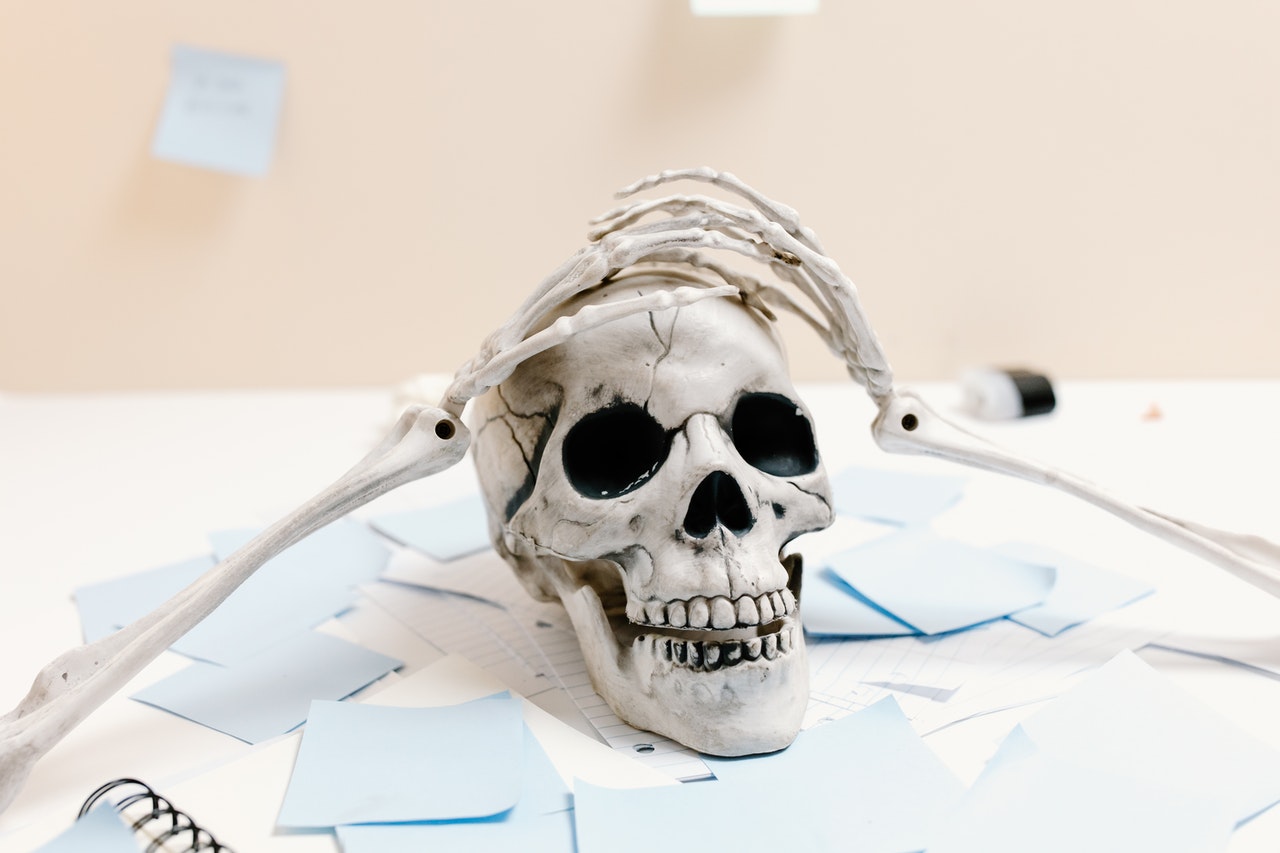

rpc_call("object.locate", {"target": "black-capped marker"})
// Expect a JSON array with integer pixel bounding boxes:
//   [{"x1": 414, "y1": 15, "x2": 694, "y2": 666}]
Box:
[{"x1": 960, "y1": 367, "x2": 1057, "y2": 419}]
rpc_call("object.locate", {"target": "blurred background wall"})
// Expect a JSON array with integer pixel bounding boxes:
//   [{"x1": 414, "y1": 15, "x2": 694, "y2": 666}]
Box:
[{"x1": 2, "y1": 1, "x2": 1277, "y2": 392}]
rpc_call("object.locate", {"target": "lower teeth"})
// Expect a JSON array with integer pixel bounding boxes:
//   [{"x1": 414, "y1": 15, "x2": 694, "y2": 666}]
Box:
[{"x1": 653, "y1": 629, "x2": 792, "y2": 670}]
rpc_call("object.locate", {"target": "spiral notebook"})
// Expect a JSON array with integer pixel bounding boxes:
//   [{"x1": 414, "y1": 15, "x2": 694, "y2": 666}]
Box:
[{"x1": 37, "y1": 778, "x2": 232, "y2": 852}]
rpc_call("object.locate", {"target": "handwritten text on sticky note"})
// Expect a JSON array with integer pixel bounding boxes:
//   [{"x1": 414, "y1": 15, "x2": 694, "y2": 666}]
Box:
[{"x1": 151, "y1": 44, "x2": 285, "y2": 177}]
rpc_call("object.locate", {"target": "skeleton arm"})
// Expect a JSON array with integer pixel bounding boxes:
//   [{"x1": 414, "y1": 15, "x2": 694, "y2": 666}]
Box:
[
  {"x1": 873, "y1": 391, "x2": 1280, "y2": 596},
  {"x1": 0, "y1": 404, "x2": 468, "y2": 815}
]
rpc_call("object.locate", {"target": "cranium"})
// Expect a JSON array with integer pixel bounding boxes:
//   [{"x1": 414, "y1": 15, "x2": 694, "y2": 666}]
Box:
[
  {"x1": 4, "y1": 167, "x2": 1279, "y2": 814},
  {"x1": 470, "y1": 273, "x2": 833, "y2": 755}
]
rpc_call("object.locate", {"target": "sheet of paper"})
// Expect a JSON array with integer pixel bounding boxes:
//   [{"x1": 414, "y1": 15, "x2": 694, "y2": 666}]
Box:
[
  {"x1": 379, "y1": 547, "x2": 510, "y2": 606},
  {"x1": 131, "y1": 631, "x2": 401, "y2": 743},
  {"x1": 802, "y1": 566, "x2": 920, "y2": 637},
  {"x1": 826, "y1": 529, "x2": 1056, "y2": 634},
  {"x1": 276, "y1": 695, "x2": 524, "y2": 827},
  {"x1": 357, "y1": 654, "x2": 679, "y2": 792},
  {"x1": 31, "y1": 806, "x2": 139, "y2": 853},
  {"x1": 995, "y1": 541, "x2": 1153, "y2": 636},
  {"x1": 74, "y1": 554, "x2": 214, "y2": 643},
  {"x1": 370, "y1": 495, "x2": 492, "y2": 561},
  {"x1": 804, "y1": 613, "x2": 1163, "y2": 738},
  {"x1": 1016, "y1": 650, "x2": 1280, "y2": 824},
  {"x1": 924, "y1": 725, "x2": 1236, "y2": 853},
  {"x1": 151, "y1": 44, "x2": 285, "y2": 176},
  {"x1": 360, "y1": 581, "x2": 555, "y2": 698},
  {"x1": 831, "y1": 466, "x2": 967, "y2": 526},
  {"x1": 334, "y1": 720, "x2": 571, "y2": 851}
]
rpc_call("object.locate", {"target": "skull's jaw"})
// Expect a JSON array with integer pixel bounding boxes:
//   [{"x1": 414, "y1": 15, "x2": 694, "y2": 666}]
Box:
[{"x1": 552, "y1": 553, "x2": 810, "y2": 757}]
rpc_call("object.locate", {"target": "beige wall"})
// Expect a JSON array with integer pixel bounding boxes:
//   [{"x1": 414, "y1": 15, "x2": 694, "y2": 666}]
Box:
[{"x1": 2, "y1": 1, "x2": 1277, "y2": 392}]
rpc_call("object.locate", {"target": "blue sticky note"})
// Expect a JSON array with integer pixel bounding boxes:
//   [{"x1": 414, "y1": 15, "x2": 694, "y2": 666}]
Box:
[
  {"x1": 576, "y1": 779, "x2": 810, "y2": 851},
  {"x1": 578, "y1": 699, "x2": 963, "y2": 853},
  {"x1": 166, "y1": 521, "x2": 390, "y2": 663},
  {"x1": 75, "y1": 521, "x2": 389, "y2": 664},
  {"x1": 370, "y1": 495, "x2": 492, "y2": 561},
  {"x1": 995, "y1": 542, "x2": 1154, "y2": 636},
  {"x1": 171, "y1": 578, "x2": 354, "y2": 664},
  {"x1": 207, "y1": 520, "x2": 390, "y2": 588},
  {"x1": 827, "y1": 529, "x2": 1056, "y2": 634},
  {"x1": 801, "y1": 567, "x2": 919, "y2": 638},
  {"x1": 335, "y1": 724, "x2": 572, "y2": 851},
  {"x1": 151, "y1": 44, "x2": 285, "y2": 176},
  {"x1": 702, "y1": 697, "x2": 965, "y2": 853},
  {"x1": 277, "y1": 695, "x2": 525, "y2": 827},
  {"x1": 32, "y1": 806, "x2": 140, "y2": 853},
  {"x1": 925, "y1": 727, "x2": 1236, "y2": 853},
  {"x1": 74, "y1": 554, "x2": 214, "y2": 643},
  {"x1": 1018, "y1": 650, "x2": 1280, "y2": 824},
  {"x1": 338, "y1": 809, "x2": 574, "y2": 853},
  {"x1": 131, "y1": 631, "x2": 401, "y2": 744},
  {"x1": 831, "y1": 466, "x2": 966, "y2": 526}
]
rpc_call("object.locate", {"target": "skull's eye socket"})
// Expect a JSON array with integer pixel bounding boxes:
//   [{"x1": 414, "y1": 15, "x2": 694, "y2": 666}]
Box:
[
  {"x1": 563, "y1": 403, "x2": 671, "y2": 499},
  {"x1": 731, "y1": 393, "x2": 819, "y2": 477}
]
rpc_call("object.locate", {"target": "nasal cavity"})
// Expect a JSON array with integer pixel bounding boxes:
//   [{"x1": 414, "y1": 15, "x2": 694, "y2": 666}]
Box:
[{"x1": 683, "y1": 471, "x2": 754, "y2": 539}]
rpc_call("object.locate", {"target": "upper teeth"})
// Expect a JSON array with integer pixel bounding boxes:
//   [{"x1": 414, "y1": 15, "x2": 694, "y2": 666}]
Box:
[{"x1": 627, "y1": 589, "x2": 796, "y2": 628}]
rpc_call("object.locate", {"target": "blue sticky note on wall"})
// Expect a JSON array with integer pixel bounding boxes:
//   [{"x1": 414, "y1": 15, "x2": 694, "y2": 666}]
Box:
[{"x1": 152, "y1": 44, "x2": 285, "y2": 176}]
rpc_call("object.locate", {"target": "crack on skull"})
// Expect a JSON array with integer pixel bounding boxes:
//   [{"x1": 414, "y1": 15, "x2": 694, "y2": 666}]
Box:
[
  {"x1": 647, "y1": 306, "x2": 677, "y2": 367},
  {"x1": 490, "y1": 386, "x2": 561, "y2": 522},
  {"x1": 494, "y1": 383, "x2": 560, "y2": 423},
  {"x1": 641, "y1": 303, "x2": 679, "y2": 410},
  {"x1": 787, "y1": 480, "x2": 832, "y2": 512}
]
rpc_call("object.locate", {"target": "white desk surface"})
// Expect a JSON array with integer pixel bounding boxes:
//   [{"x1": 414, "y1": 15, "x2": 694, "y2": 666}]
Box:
[{"x1": 3, "y1": 380, "x2": 1280, "y2": 851}]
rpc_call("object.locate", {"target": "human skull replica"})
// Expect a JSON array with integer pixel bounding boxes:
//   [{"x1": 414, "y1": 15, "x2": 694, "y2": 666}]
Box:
[
  {"x1": 471, "y1": 274, "x2": 833, "y2": 755},
  {"x1": 4, "y1": 168, "x2": 1280, "y2": 815}
]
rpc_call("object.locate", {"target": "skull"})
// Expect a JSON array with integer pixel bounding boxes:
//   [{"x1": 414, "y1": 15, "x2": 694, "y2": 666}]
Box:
[{"x1": 470, "y1": 273, "x2": 834, "y2": 755}]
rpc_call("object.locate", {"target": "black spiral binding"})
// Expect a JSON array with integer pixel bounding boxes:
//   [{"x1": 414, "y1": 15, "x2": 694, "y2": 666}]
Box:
[{"x1": 78, "y1": 778, "x2": 233, "y2": 852}]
